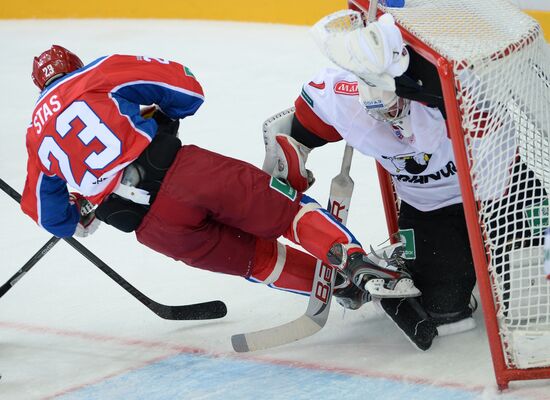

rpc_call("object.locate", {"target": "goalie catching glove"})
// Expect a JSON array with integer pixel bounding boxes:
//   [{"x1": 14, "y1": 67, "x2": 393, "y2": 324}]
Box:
[
  {"x1": 69, "y1": 192, "x2": 100, "y2": 237},
  {"x1": 311, "y1": 11, "x2": 409, "y2": 92},
  {"x1": 311, "y1": 11, "x2": 411, "y2": 123},
  {"x1": 328, "y1": 242, "x2": 421, "y2": 298}
]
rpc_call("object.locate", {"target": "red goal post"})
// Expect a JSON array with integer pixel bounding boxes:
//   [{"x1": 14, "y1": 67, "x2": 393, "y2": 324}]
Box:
[{"x1": 348, "y1": 0, "x2": 550, "y2": 390}]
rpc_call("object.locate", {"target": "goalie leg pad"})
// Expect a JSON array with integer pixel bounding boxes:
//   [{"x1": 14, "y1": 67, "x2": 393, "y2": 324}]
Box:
[
  {"x1": 398, "y1": 201, "x2": 476, "y2": 316},
  {"x1": 379, "y1": 297, "x2": 438, "y2": 351}
]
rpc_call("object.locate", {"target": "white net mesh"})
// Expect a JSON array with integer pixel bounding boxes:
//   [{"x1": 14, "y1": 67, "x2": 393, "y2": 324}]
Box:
[{"x1": 377, "y1": 0, "x2": 550, "y2": 368}]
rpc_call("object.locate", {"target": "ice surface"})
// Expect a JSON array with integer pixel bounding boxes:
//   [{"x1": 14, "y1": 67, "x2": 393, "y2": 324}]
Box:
[{"x1": 0, "y1": 19, "x2": 548, "y2": 399}]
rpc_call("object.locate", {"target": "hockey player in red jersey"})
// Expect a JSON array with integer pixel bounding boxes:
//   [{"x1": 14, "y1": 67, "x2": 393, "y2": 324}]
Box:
[
  {"x1": 21, "y1": 45, "x2": 420, "y2": 311},
  {"x1": 261, "y1": 12, "x2": 478, "y2": 350}
]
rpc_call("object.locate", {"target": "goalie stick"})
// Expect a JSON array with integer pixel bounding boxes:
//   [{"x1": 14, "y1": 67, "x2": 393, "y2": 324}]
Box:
[
  {"x1": 0, "y1": 177, "x2": 227, "y2": 320},
  {"x1": 231, "y1": 145, "x2": 355, "y2": 352},
  {"x1": 231, "y1": 1, "x2": 382, "y2": 352}
]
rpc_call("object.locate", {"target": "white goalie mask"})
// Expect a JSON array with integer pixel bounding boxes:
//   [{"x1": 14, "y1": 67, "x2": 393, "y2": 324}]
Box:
[{"x1": 358, "y1": 79, "x2": 411, "y2": 124}]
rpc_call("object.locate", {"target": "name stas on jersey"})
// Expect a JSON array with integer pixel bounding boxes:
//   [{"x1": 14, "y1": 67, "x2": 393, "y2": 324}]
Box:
[{"x1": 22, "y1": 54, "x2": 205, "y2": 235}]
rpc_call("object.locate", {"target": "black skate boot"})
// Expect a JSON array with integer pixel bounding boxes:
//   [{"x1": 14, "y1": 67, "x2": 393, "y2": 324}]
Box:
[
  {"x1": 333, "y1": 271, "x2": 371, "y2": 310},
  {"x1": 328, "y1": 243, "x2": 421, "y2": 298}
]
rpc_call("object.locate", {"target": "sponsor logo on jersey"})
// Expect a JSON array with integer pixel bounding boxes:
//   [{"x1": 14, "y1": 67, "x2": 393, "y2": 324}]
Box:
[
  {"x1": 93, "y1": 177, "x2": 108, "y2": 185},
  {"x1": 391, "y1": 127, "x2": 404, "y2": 140},
  {"x1": 333, "y1": 80, "x2": 358, "y2": 96},
  {"x1": 308, "y1": 81, "x2": 325, "y2": 90},
  {"x1": 382, "y1": 152, "x2": 433, "y2": 174},
  {"x1": 392, "y1": 161, "x2": 458, "y2": 184}
]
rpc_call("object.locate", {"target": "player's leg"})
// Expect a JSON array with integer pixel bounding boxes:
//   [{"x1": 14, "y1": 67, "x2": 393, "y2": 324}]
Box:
[
  {"x1": 129, "y1": 146, "x2": 340, "y2": 300},
  {"x1": 392, "y1": 201, "x2": 477, "y2": 343},
  {"x1": 248, "y1": 238, "x2": 316, "y2": 295},
  {"x1": 157, "y1": 145, "x2": 354, "y2": 265},
  {"x1": 142, "y1": 145, "x2": 416, "y2": 299},
  {"x1": 400, "y1": 202, "x2": 476, "y2": 324},
  {"x1": 249, "y1": 238, "x2": 371, "y2": 309},
  {"x1": 283, "y1": 195, "x2": 419, "y2": 298}
]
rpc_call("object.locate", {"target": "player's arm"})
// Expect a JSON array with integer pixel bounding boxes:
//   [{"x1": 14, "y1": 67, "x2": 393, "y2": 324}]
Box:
[
  {"x1": 262, "y1": 74, "x2": 345, "y2": 191},
  {"x1": 291, "y1": 93, "x2": 343, "y2": 148},
  {"x1": 21, "y1": 162, "x2": 80, "y2": 238},
  {"x1": 105, "y1": 55, "x2": 205, "y2": 123},
  {"x1": 394, "y1": 46, "x2": 446, "y2": 118},
  {"x1": 21, "y1": 156, "x2": 98, "y2": 238}
]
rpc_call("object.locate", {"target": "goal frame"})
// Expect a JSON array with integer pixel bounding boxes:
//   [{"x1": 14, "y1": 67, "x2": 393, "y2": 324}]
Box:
[{"x1": 348, "y1": 0, "x2": 550, "y2": 390}]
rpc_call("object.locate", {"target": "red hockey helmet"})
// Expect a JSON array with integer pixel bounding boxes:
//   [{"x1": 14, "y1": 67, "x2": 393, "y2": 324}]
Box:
[{"x1": 31, "y1": 45, "x2": 84, "y2": 90}]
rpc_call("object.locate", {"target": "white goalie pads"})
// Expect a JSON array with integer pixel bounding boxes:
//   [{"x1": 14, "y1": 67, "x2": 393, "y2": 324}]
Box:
[{"x1": 310, "y1": 10, "x2": 409, "y2": 91}]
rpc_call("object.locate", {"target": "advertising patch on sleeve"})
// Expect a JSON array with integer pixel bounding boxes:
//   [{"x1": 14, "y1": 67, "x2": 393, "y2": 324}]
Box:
[{"x1": 269, "y1": 177, "x2": 297, "y2": 201}]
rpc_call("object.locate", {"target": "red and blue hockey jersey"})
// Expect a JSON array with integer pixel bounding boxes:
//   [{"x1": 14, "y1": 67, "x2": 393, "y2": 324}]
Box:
[{"x1": 21, "y1": 54, "x2": 204, "y2": 237}]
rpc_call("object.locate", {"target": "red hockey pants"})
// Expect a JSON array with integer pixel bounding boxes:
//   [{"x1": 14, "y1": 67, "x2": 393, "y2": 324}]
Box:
[{"x1": 136, "y1": 145, "x2": 303, "y2": 277}]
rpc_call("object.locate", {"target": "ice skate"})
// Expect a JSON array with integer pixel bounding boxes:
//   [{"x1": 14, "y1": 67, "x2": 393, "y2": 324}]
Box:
[
  {"x1": 328, "y1": 243, "x2": 421, "y2": 299},
  {"x1": 333, "y1": 271, "x2": 371, "y2": 310}
]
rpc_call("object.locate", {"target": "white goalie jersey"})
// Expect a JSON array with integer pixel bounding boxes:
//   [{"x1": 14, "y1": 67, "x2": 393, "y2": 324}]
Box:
[{"x1": 295, "y1": 67, "x2": 462, "y2": 212}]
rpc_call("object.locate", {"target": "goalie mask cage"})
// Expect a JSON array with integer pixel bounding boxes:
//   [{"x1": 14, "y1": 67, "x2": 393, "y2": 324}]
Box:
[{"x1": 348, "y1": 0, "x2": 550, "y2": 390}]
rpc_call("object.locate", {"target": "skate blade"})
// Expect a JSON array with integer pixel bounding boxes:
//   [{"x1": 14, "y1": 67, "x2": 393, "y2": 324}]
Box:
[{"x1": 365, "y1": 278, "x2": 421, "y2": 298}]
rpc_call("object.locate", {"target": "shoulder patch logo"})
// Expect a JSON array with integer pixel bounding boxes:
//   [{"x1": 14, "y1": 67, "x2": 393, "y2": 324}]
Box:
[
  {"x1": 184, "y1": 66, "x2": 195, "y2": 77},
  {"x1": 300, "y1": 88, "x2": 314, "y2": 107},
  {"x1": 308, "y1": 81, "x2": 326, "y2": 90},
  {"x1": 334, "y1": 81, "x2": 358, "y2": 96}
]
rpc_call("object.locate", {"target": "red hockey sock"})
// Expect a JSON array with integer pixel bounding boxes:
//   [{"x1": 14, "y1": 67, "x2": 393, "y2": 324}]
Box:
[
  {"x1": 283, "y1": 200, "x2": 364, "y2": 265},
  {"x1": 249, "y1": 238, "x2": 317, "y2": 295}
]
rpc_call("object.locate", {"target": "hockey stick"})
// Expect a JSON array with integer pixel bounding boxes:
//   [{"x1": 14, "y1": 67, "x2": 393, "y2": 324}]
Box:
[
  {"x1": 231, "y1": 145, "x2": 355, "y2": 352},
  {"x1": 231, "y1": 0, "x2": 382, "y2": 351},
  {"x1": 0, "y1": 236, "x2": 61, "y2": 298},
  {"x1": 0, "y1": 177, "x2": 227, "y2": 320}
]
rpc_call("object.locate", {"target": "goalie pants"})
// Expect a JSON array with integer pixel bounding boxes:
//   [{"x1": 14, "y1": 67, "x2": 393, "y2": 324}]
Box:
[
  {"x1": 398, "y1": 201, "x2": 476, "y2": 318},
  {"x1": 135, "y1": 145, "x2": 360, "y2": 293}
]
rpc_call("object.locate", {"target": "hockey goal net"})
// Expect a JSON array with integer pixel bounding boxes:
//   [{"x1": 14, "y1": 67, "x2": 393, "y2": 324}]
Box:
[{"x1": 349, "y1": 0, "x2": 550, "y2": 389}]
